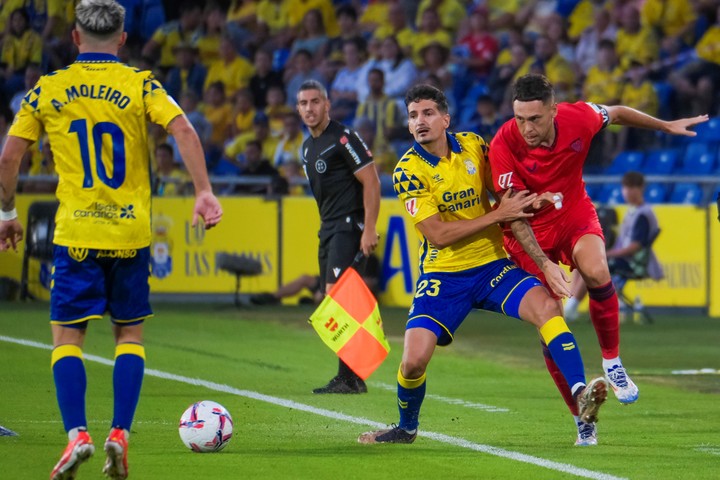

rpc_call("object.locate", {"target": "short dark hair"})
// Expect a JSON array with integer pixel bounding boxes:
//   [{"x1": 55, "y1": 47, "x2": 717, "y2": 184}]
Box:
[
  {"x1": 404, "y1": 84, "x2": 448, "y2": 113},
  {"x1": 512, "y1": 74, "x2": 555, "y2": 104},
  {"x1": 298, "y1": 79, "x2": 327, "y2": 99},
  {"x1": 622, "y1": 171, "x2": 645, "y2": 188},
  {"x1": 336, "y1": 4, "x2": 357, "y2": 21}
]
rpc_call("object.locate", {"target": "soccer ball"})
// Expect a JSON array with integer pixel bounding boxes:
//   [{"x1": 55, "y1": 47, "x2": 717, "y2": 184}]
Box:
[{"x1": 178, "y1": 400, "x2": 234, "y2": 453}]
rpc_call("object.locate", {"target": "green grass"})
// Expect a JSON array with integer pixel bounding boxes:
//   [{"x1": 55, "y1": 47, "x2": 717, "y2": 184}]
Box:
[{"x1": 1, "y1": 303, "x2": 719, "y2": 479}]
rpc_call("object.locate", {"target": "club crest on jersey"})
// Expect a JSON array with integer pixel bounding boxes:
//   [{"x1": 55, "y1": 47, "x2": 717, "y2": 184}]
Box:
[
  {"x1": 571, "y1": 138, "x2": 583, "y2": 152},
  {"x1": 340, "y1": 135, "x2": 348, "y2": 145},
  {"x1": 498, "y1": 172, "x2": 513, "y2": 189},
  {"x1": 315, "y1": 159, "x2": 327, "y2": 173},
  {"x1": 68, "y1": 247, "x2": 88, "y2": 262},
  {"x1": 405, "y1": 198, "x2": 418, "y2": 217},
  {"x1": 464, "y1": 159, "x2": 476, "y2": 175}
]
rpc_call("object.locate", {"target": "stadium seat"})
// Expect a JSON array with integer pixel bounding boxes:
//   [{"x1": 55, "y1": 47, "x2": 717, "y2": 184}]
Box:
[
  {"x1": 643, "y1": 149, "x2": 679, "y2": 175},
  {"x1": 644, "y1": 183, "x2": 668, "y2": 203},
  {"x1": 584, "y1": 183, "x2": 598, "y2": 199},
  {"x1": 596, "y1": 183, "x2": 623, "y2": 205},
  {"x1": 669, "y1": 183, "x2": 704, "y2": 205},
  {"x1": 680, "y1": 150, "x2": 717, "y2": 175},
  {"x1": 605, "y1": 151, "x2": 644, "y2": 174},
  {"x1": 694, "y1": 116, "x2": 720, "y2": 142}
]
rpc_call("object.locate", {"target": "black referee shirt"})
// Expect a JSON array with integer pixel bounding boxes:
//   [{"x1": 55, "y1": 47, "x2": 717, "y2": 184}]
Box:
[{"x1": 302, "y1": 120, "x2": 374, "y2": 223}]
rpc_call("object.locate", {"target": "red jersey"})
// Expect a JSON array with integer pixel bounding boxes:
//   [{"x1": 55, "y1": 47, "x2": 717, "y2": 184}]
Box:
[{"x1": 489, "y1": 102, "x2": 609, "y2": 231}]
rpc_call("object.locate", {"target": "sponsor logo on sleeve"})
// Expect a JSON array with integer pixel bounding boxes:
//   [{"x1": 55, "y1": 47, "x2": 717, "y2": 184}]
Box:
[
  {"x1": 405, "y1": 198, "x2": 418, "y2": 217},
  {"x1": 498, "y1": 172, "x2": 513, "y2": 189}
]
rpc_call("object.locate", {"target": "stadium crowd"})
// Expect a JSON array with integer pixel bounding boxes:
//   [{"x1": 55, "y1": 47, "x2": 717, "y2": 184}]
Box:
[{"x1": 1, "y1": 0, "x2": 719, "y2": 198}]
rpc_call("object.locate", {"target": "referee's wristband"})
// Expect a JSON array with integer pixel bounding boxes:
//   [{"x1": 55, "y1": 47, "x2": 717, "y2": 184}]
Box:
[{"x1": 0, "y1": 208, "x2": 18, "y2": 221}]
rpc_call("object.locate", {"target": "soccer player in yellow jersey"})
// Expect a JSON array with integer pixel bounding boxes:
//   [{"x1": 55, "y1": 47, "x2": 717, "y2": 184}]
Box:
[
  {"x1": 0, "y1": 1, "x2": 222, "y2": 479},
  {"x1": 358, "y1": 85, "x2": 608, "y2": 446}
]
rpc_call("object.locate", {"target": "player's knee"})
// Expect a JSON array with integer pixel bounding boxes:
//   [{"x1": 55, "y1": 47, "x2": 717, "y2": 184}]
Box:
[
  {"x1": 400, "y1": 357, "x2": 427, "y2": 380},
  {"x1": 581, "y1": 263, "x2": 611, "y2": 287},
  {"x1": 530, "y1": 294, "x2": 563, "y2": 327}
]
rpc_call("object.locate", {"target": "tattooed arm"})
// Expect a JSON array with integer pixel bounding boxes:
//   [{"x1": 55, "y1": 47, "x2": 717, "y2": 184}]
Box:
[{"x1": 509, "y1": 218, "x2": 571, "y2": 298}]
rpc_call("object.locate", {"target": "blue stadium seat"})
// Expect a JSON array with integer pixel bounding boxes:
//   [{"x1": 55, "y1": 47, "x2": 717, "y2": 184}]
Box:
[
  {"x1": 680, "y1": 150, "x2": 717, "y2": 175},
  {"x1": 645, "y1": 183, "x2": 668, "y2": 203},
  {"x1": 669, "y1": 183, "x2": 704, "y2": 205},
  {"x1": 584, "y1": 183, "x2": 598, "y2": 200},
  {"x1": 643, "y1": 149, "x2": 679, "y2": 175},
  {"x1": 694, "y1": 116, "x2": 720, "y2": 142},
  {"x1": 596, "y1": 183, "x2": 623, "y2": 204},
  {"x1": 605, "y1": 151, "x2": 644, "y2": 174}
]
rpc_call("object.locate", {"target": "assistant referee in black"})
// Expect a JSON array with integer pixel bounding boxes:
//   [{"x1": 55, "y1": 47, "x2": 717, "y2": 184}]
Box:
[{"x1": 297, "y1": 80, "x2": 381, "y2": 394}]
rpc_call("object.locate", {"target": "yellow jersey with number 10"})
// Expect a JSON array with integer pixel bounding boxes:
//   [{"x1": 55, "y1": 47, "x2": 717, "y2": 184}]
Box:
[
  {"x1": 393, "y1": 132, "x2": 506, "y2": 274},
  {"x1": 9, "y1": 52, "x2": 184, "y2": 249}
]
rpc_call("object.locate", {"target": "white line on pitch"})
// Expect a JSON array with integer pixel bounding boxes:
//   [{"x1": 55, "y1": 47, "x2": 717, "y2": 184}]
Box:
[
  {"x1": 0, "y1": 335, "x2": 626, "y2": 480},
  {"x1": 370, "y1": 381, "x2": 510, "y2": 412}
]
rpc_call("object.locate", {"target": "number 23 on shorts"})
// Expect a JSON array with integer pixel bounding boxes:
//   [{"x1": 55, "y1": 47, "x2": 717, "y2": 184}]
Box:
[{"x1": 415, "y1": 279, "x2": 441, "y2": 298}]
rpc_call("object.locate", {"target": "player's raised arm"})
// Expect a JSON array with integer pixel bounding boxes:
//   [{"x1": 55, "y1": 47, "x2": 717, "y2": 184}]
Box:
[
  {"x1": 0, "y1": 136, "x2": 33, "y2": 251},
  {"x1": 604, "y1": 105, "x2": 709, "y2": 135},
  {"x1": 166, "y1": 115, "x2": 223, "y2": 229}
]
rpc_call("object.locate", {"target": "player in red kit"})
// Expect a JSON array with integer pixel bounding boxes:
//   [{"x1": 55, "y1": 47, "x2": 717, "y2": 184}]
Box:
[{"x1": 490, "y1": 74, "x2": 707, "y2": 445}]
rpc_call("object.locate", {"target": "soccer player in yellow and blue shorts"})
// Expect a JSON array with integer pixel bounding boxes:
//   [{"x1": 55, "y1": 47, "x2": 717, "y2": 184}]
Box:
[
  {"x1": 0, "y1": 1, "x2": 222, "y2": 478},
  {"x1": 358, "y1": 85, "x2": 608, "y2": 446}
]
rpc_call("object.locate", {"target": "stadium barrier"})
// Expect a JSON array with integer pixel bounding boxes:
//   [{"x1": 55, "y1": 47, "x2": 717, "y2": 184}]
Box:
[{"x1": 2, "y1": 195, "x2": 719, "y2": 315}]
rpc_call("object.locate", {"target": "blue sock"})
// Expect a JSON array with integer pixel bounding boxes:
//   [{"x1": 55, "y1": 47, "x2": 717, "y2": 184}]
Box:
[
  {"x1": 540, "y1": 316, "x2": 586, "y2": 392},
  {"x1": 397, "y1": 368, "x2": 426, "y2": 432},
  {"x1": 111, "y1": 343, "x2": 145, "y2": 430},
  {"x1": 52, "y1": 345, "x2": 87, "y2": 432}
]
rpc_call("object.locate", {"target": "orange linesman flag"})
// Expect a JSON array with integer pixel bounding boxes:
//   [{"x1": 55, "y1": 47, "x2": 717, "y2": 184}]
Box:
[{"x1": 309, "y1": 267, "x2": 390, "y2": 380}]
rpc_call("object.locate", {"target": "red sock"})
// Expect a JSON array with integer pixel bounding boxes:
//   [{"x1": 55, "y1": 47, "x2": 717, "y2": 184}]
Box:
[
  {"x1": 542, "y1": 342, "x2": 578, "y2": 416},
  {"x1": 588, "y1": 281, "x2": 620, "y2": 359}
]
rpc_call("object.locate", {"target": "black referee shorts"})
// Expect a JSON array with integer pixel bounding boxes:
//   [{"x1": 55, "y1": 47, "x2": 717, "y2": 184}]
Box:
[{"x1": 318, "y1": 215, "x2": 364, "y2": 292}]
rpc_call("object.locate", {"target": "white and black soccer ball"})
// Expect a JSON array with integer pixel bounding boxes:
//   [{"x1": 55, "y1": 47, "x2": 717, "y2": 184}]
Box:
[{"x1": 178, "y1": 400, "x2": 233, "y2": 453}]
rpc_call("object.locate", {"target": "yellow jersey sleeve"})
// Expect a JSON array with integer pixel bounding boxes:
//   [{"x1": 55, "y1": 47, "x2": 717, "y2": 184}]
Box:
[
  {"x1": 142, "y1": 72, "x2": 184, "y2": 128},
  {"x1": 8, "y1": 81, "x2": 43, "y2": 142},
  {"x1": 393, "y1": 162, "x2": 437, "y2": 225}
]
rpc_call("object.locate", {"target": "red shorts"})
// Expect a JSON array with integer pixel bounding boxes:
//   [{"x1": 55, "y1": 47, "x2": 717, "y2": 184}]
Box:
[{"x1": 504, "y1": 201, "x2": 604, "y2": 289}]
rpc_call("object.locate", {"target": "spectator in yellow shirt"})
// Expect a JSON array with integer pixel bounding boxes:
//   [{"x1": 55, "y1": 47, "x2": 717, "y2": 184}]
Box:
[
  {"x1": 224, "y1": 112, "x2": 279, "y2": 167},
  {"x1": 265, "y1": 85, "x2": 293, "y2": 137},
  {"x1": 204, "y1": 36, "x2": 255, "y2": 98},
  {"x1": 616, "y1": 5, "x2": 659, "y2": 70},
  {"x1": 411, "y1": 8, "x2": 452, "y2": 66},
  {"x1": 514, "y1": 36, "x2": 577, "y2": 102},
  {"x1": 195, "y1": 4, "x2": 227, "y2": 69},
  {"x1": 583, "y1": 40, "x2": 624, "y2": 105},
  {"x1": 617, "y1": 61, "x2": 659, "y2": 152},
  {"x1": 372, "y1": 1, "x2": 414, "y2": 54},
  {"x1": 641, "y1": 0, "x2": 696, "y2": 44},
  {"x1": 669, "y1": 4, "x2": 720, "y2": 116},
  {"x1": 284, "y1": 0, "x2": 338, "y2": 37},
  {"x1": 142, "y1": 2, "x2": 203, "y2": 72},
  {"x1": 415, "y1": 0, "x2": 466, "y2": 35},
  {"x1": 1, "y1": 8, "x2": 42, "y2": 97},
  {"x1": 232, "y1": 89, "x2": 257, "y2": 137},
  {"x1": 359, "y1": 0, "x2": 390, "y2": 35},
  {"x1": 200, "y1": 82, "x2": 234, "y2": 163}
]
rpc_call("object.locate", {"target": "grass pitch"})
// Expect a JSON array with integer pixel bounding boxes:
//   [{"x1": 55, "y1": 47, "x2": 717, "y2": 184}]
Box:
[{"x1": 1, "y1": 302, "x2": 719, "y2": 479}]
